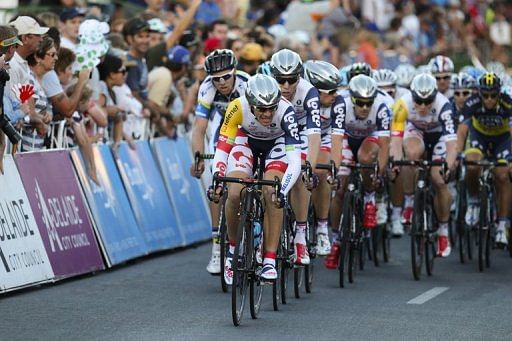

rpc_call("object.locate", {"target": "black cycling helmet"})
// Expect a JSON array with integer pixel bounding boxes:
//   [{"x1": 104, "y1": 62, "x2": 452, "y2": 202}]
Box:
[
  {"x1": 478, "y1": 72, "x2": 501, "y2": 93},
  {"x1": 348, "y1": 62, "x2": 371, "y2": 81},
  {"x1": 204, "y1": 49, "x2": 237, "y2": 74}
]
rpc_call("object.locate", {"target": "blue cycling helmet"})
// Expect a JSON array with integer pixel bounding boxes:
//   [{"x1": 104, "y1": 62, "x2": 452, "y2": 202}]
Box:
[
  {"x1": 339, "y1": 65, "x2": 350, "y2": 87},
  {"x1": 257, "y1": 61, "x2": 272, "y2": 76},
  {"x1": 450, "y1": 72, "x2": 477, "y2": 90},
  {"x1": 460, "y1": 66, "x2": 485, "y2": 82}
]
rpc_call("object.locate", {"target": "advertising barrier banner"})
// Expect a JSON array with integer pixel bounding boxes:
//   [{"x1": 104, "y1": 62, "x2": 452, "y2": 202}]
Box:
[
  {"x1": 71, "y1": 144, "x2": 148, "y2": 266},
  {"x1": 116, "y1": 141, "x2": 184, "y2": 251},
  {"x1": 0, "y1": 156, "x2": 54, "y2": 292},
  {"x1": 152, "y1": 138, "x2": 210, "y2": 245},
  {"x1": 15, "y1": 150, "x2": 104, "y2": 278}
]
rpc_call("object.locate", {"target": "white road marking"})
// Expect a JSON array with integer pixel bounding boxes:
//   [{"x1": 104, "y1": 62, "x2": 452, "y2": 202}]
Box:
[{"x1": 407, "y1": 287, "x2": 449, "y2": 304}]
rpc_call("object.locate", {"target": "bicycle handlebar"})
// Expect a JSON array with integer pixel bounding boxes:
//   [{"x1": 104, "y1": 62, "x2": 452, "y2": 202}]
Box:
[
  {"x1": 212, "y1": 172, "x2": 281, "y2": 192},
  {"x1": 461, "y1": 159, "x2": 508, "y2": 167},
  {"x1": 390, "y1": 159, "x2": 446, "y2": 167}
]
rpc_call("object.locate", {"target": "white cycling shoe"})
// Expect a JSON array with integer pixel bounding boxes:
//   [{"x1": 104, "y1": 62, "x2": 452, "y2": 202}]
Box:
[
  {"x1": 206, "y1": 245, "x2": 221, "y2": 275},
  {"x1": 465, "y1": 204, "x2": 480, "y2": 227},
  {"x1": 391, "y1": 220, "x2": 404, "y2": 238},
  {"x1": 316, "y1": 233, "x2": 331, "y2": 256}
]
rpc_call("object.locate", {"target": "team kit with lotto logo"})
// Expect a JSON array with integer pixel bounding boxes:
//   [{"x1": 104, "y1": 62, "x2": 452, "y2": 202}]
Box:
[{"x1": 189, "y1": 49, "x2": 512, "y2": 313}]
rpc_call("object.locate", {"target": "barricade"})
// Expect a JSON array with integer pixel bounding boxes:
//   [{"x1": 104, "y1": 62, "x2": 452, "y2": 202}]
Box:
[
  {"x1": 71, "y1": 144, "x2": 148, "y2": 267},
  {"x1": 151, "y1": 137, "x2": 211, "y2": 245},
  {"x1": 0, "y1": 156, "x2": 54, "y2": 292},
  {"x1": 15, "y1": 150, "x2": 105, "y2": 279},
  {"x1": 115, "y1": 140, "x2": 185, "y2": 252}
]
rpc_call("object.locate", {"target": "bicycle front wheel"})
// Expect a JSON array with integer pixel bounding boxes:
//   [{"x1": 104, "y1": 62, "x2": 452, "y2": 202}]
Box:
[
  {"x1": 232, "y1": 206, "x2": 252, "y2": 326},
  {"x1": 478, "y1": 188, "x2": 488, "y2": 272},
  {"x1": 219, "y1": 203, "x2": 229, "y2": 293},
  {"x1": 411, "y1": 191, "x2": 425, "y2": 281}
]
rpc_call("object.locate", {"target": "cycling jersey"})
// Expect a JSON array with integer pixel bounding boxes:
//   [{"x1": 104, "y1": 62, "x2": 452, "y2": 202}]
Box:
[
  {"x1": 213, "y1": 96, "x2": 302, "y2": 196},
  {"x1": 288, "y1": 78, "x2": 321, "y2": 135},
  {"x1": 195, "y1": 71, "x2": 249, "y2": 149},
  {"x1": 391, "y1": 92, "x2": 457, "y2": 141},
  {"x1": 340, "y1": 92, "x2": 391, "y2": 139},
  {"x1": 319, "y1": 95, "x2": 346, "y2": 151},
  {"x1": 459, "y1": 93, "x2": 512, "y2": 136}
]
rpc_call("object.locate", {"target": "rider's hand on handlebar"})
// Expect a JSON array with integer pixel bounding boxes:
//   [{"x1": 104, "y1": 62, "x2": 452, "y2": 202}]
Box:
[
  {"x1": 190, "y1": 160, "x2": 205, "y2": 178},
  {"x1": 303, "y1": 172, "x2": 319, "y2": 190},
  {"x1": 272, "y1": 191, "x2": 286, "y2": 209},
  {"x1": 207, "y1": 183, "x2": 223, "y2": 203}
]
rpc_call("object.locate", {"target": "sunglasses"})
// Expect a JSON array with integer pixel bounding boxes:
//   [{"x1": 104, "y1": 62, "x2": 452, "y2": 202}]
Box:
[
  {"x1": 480, "y1": 92, "x2": 498, "y2": 100},
  {"x1": 352, "y1": 97, "x2": 374, "y2": 108},
  {"x1": 454, "y1": 90, "x2": 471, "y2": 97},
  {"x1": 212, "y1": 72, "x2": 233, "y2": 82},
  {"x1": 413, "y1": 97, "x2": 435, "y2": 106},
  {"x1": 435, "y1": 75, "x2": 451, "y2": 81},
  {"x1": 254, "y1": 105, "x2": 278, "y2": 114},
  {"x1": 319, "y1": 88, "x2": 338, "y2": 95},
  {"x1": 275, "y1": 76, "x2": 299, "y2": 85}
]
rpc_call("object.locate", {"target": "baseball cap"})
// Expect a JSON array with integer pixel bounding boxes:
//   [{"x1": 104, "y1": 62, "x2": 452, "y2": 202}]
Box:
[
  {"x1": 60, "y1": 7, "x2": 86, "y2": 22},
  {"x1": 122, "y1": 18, "x2": 150, "y2": 37},
  {"x1": 10, "y1": 16, "x2": 49, "y2": 35},
  {"x1": 147, "y1": 18, "x2": 167, "y2": 33},
  {"x1": 0, "y1": 35, "x2": 23, "y2": 47},
  {"x1": 241, "y1": 43, "x2": 265, "y2": 62},
  {"x1": 179, "y1": 30, "x2": 200, "y2": 48},
  {"x1": 167, "y1": 45, "x2": 191, "y2": 64}
]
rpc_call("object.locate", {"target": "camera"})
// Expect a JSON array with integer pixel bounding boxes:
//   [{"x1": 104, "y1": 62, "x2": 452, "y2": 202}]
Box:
[{"x1": 0, "y1": 68, "x2": 22, "y2": 144}]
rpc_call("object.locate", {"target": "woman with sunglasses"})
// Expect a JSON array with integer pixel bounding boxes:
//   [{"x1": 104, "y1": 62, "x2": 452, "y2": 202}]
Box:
[
  {"x1": 456, "y1": 72, "x2": 512, "y2": 247},
  {"x1": 269, "y1": 48, "x2": 322, "y2": 266},
  {"x1": 324, "y1": 75, "x2": 391, "y2": 269},
  {"x1": 302, "y1": 60, "x2": 345, "y2": 260},
  {"x1": 390, "y1": 73, "x2": 458, "y2": 258},
  {"x1": 209, "y1": 74, "x2": 302, "y2": 282},
  {"x1": 190, "y1": 48, "x2": 249, "y2": 276}
]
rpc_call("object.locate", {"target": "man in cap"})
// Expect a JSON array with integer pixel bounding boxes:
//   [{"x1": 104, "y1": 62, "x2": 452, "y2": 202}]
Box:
[
  {"x1": 59, "y1": 7, "x2": 86, "y2": 51},
  {"x1": 7, "y1": 16, "x2": 48, "y2": 99}
]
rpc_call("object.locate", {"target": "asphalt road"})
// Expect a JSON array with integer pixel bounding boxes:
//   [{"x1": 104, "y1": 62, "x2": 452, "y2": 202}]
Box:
[{"x1": 1, "y1": 235, "x2": 512, "y2": 340}]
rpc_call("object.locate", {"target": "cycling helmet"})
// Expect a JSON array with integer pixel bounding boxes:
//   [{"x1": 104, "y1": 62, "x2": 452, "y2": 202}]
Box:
[
  {"x1": 270, "y1": 49, "x2": 303, "y2": 76},
  {"x1": 450, "y1": 72, "x2": 477, "y2": 90},
  {"x1": 339, "y1": 65, "x2": 351, "y2": 87},
  {"x1": 416, "y1": 64, "x2": 431, "y2": 74},
  {"x1": 257, "y1": 61, "x2": 272, "y2": 76},
  {"x1": 478, "y1": 72, "x2": 501, "y2": 92},
  {"x1": 372, "y1": 69, "x2": 398, "y2": 87},
  {"x1": 460, "y1": 65, "x2": 485, "y2": 81},
  {"x1": 204, "y1": 49, "x2": 237, "y2": 74},
  {"x1": 410, "y1": 73, "x2": 438, "y2": 102},
  {"x1": 394, "y1": 64, "x2": 416, "y2": 88},
  {"x1": 303, "y1": 60, "x2": 341, "y2": 91},
  {"x1": 348, "y1": 62, "x2": 371, "y2": 80},
  {"x1": 349, "y1": 75, "x2": 378, "y2": 99},
  {"x1": 428, "y1": 55, "x2": 454, "y2": 74},
  {"x1": 245, "y1": 74, "x2": 281, "y2": 108}
]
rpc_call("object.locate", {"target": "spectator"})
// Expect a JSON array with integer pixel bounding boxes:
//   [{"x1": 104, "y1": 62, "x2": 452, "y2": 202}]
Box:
[
  {"x1": 195, "y1": 0, "x2": 222, "y2": 25},
  {"x1": 7, "y1": 16, "x2": 49, "y2": 100},
  {"x1": 58, "y1": 7, "x2": 85, "y2": 50},
  {"x1": 238, "y1": 42, "x2": 265, "y2": 75},
  {"x1": 206, "y1": 19, "x2": 229, "y2": 48},
  {"x1": 24, "y1": 36, "x2": 57, "y2": 151},
  {"x1": 147, "y1": 18, "x2": 168, "y2": 48}
]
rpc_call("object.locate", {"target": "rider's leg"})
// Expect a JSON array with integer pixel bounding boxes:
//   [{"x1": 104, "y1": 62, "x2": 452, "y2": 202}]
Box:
[
  {"x1": 464, "y1": 149, "x2": 484, "y2": 226},
  {"x1": 312, "y1": 149, "x2": 332, "y2": 255},
  {"x1": 401, "y1": 136, "x2": 425, "y2": 223},
  {"x1": 357, "y1": 138, "x2": 380, "y2": 228},
  {"x1": 494, "y1": 160, "x2": 511, "y2": 246}
]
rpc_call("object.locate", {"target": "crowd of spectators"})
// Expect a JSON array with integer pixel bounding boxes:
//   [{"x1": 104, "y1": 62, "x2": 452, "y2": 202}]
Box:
[{"x1": 0, "y1": 0, "x2": 510, "y2": 178}]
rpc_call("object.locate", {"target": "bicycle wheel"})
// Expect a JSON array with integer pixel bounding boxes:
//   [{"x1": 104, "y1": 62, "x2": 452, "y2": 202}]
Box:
[
  {"x1": 250, "y1": 202, "x2": 264, "y2": 319},
  {"x1": 280, "y1": 208, "x2": 293, "y2": 304},
  {"x1": 273, "y1": 221, "x2": 286, "y2": 311},
  {"x1": 293, "y1": 267, "x2": 303, "y2": 298},
  {"x1": 456, "y1": 180, "x2": 467, "y2": 264},
  {"x1": 348, "y1": 243, "x2": 357, "y2": 283},
  {"x1": 478, "y1": 187, "x2": 488, "y2": 272},
  {"x1": 485, "y1": 192, "x2": 494, "y2": 268},
  {"x1": 232, "y1": 208, "x2": 251, "y2": 326},
  {"x1": 338, "y1": 195, "x2": 352, "y2": 288},
  {"x1": 219, "y1": 203, "x2": 229, "y2": 293},
  {"x1": 425, "y1": 205, "x2": 435, "y2": 277},
  {"x1": 372, "y1": 225, "x2": 381, "y2": 267},
  {"x1": 382, "y1": 222, "x2": 391, "y2": 263},
  {"x1": 305, "y1": 209, "x2": 316, "y2": 294},
  {"x1": 411, "y1": 191, "x2": 425, "y2": 281}
]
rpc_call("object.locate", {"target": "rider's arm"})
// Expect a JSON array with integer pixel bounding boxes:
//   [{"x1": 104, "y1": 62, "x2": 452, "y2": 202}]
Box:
[
  {"x1": 376, "y1": 103, "x2": 391, "y2": 175},
  {"x1": 456, "y1": 120, "x2": 469, "y2": 154},
  {"x1": 280, "y1": 106, "x2": 302, "y2": 196},
  {"x1": 212, "y1": 99, "x2": 243, "y2": 177},
  {"x1": 192, "y1": 81, "x2": 215, "y2": 155},
  {"x1": 390, "y1": 98, "x2": 407, "y2": 160},
  {"x1": 438, "y1": 102, "x2": 458, "y2": 169},
  {"x1": 331, "y1": 96, "x2": 346, "y2": 168},
  {"x1": 304, "y1": 87, "x2": 321, "y2": 168}
]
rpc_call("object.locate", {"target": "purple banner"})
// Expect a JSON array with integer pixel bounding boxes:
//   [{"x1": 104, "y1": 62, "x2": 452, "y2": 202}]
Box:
[{"x1": 15, "y1": 150, "x2": 104, "y2": 278}]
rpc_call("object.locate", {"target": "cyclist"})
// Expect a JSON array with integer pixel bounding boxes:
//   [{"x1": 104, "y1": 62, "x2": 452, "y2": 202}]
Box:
[
  {"x1": 390, "y1": 73, "x2": 457, "y2": 257},
  {"x1": 303, "y1": 60, "x2": 346, "y2": 256},
  {"x1": 457, "y1": 72, "x2": 512, "y2": 247},
  {"x1": 428, "y1": 55, "x2": 454, "y2": 98},
  {"x1": 394, "y1": 63, "x2": 416, "y2": 95},
  {"x1": 190, "y1": 49, "x2": 249, "y2": 275},
  {"x1": 209, "y1": 74, "x2": 302, "y2": 282},
  {"x1": 373, "y1": 68, "x2": 406, "y2": 237},
  {"x1": 269, "y1": 49, "x2": 321, "y2": 266},
  {"x1": 450, "y1": 72, "x2": 477, "y2": 124},
  {"x1": 325, "y1": 75, "x2": 391, "y2": 269}
]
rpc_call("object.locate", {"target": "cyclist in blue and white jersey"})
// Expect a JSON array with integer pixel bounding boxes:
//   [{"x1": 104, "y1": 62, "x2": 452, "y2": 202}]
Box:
[
  {"x1": 428, "y1": 55, "x2": 455, "y2": 98},
  {"x1": 269, "y1": 49, "x2": 321, "y2": 266},
  {"x1": 190, "y1": 49, "x2": 249, "y2": 275},
  {"x1": 303, "y1": 60, "x2": 346, "y2": 256}
]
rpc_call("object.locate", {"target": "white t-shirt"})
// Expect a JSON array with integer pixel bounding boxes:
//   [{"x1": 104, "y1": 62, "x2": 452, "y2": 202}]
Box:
[
  {"x1": 42, "y1": 70, "x2": 64, "y2": 99},
  {"x1": 5, "y1": 52, "x2": 31, "y2": 100},
  {"x1": 60, "y1": 37, "x2": 77, "y2": 51}
]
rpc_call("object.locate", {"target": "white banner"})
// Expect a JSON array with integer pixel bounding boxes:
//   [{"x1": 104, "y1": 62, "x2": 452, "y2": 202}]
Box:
[{"x1": 0, "y1": 156, "x2": 54, "y2": 292}]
